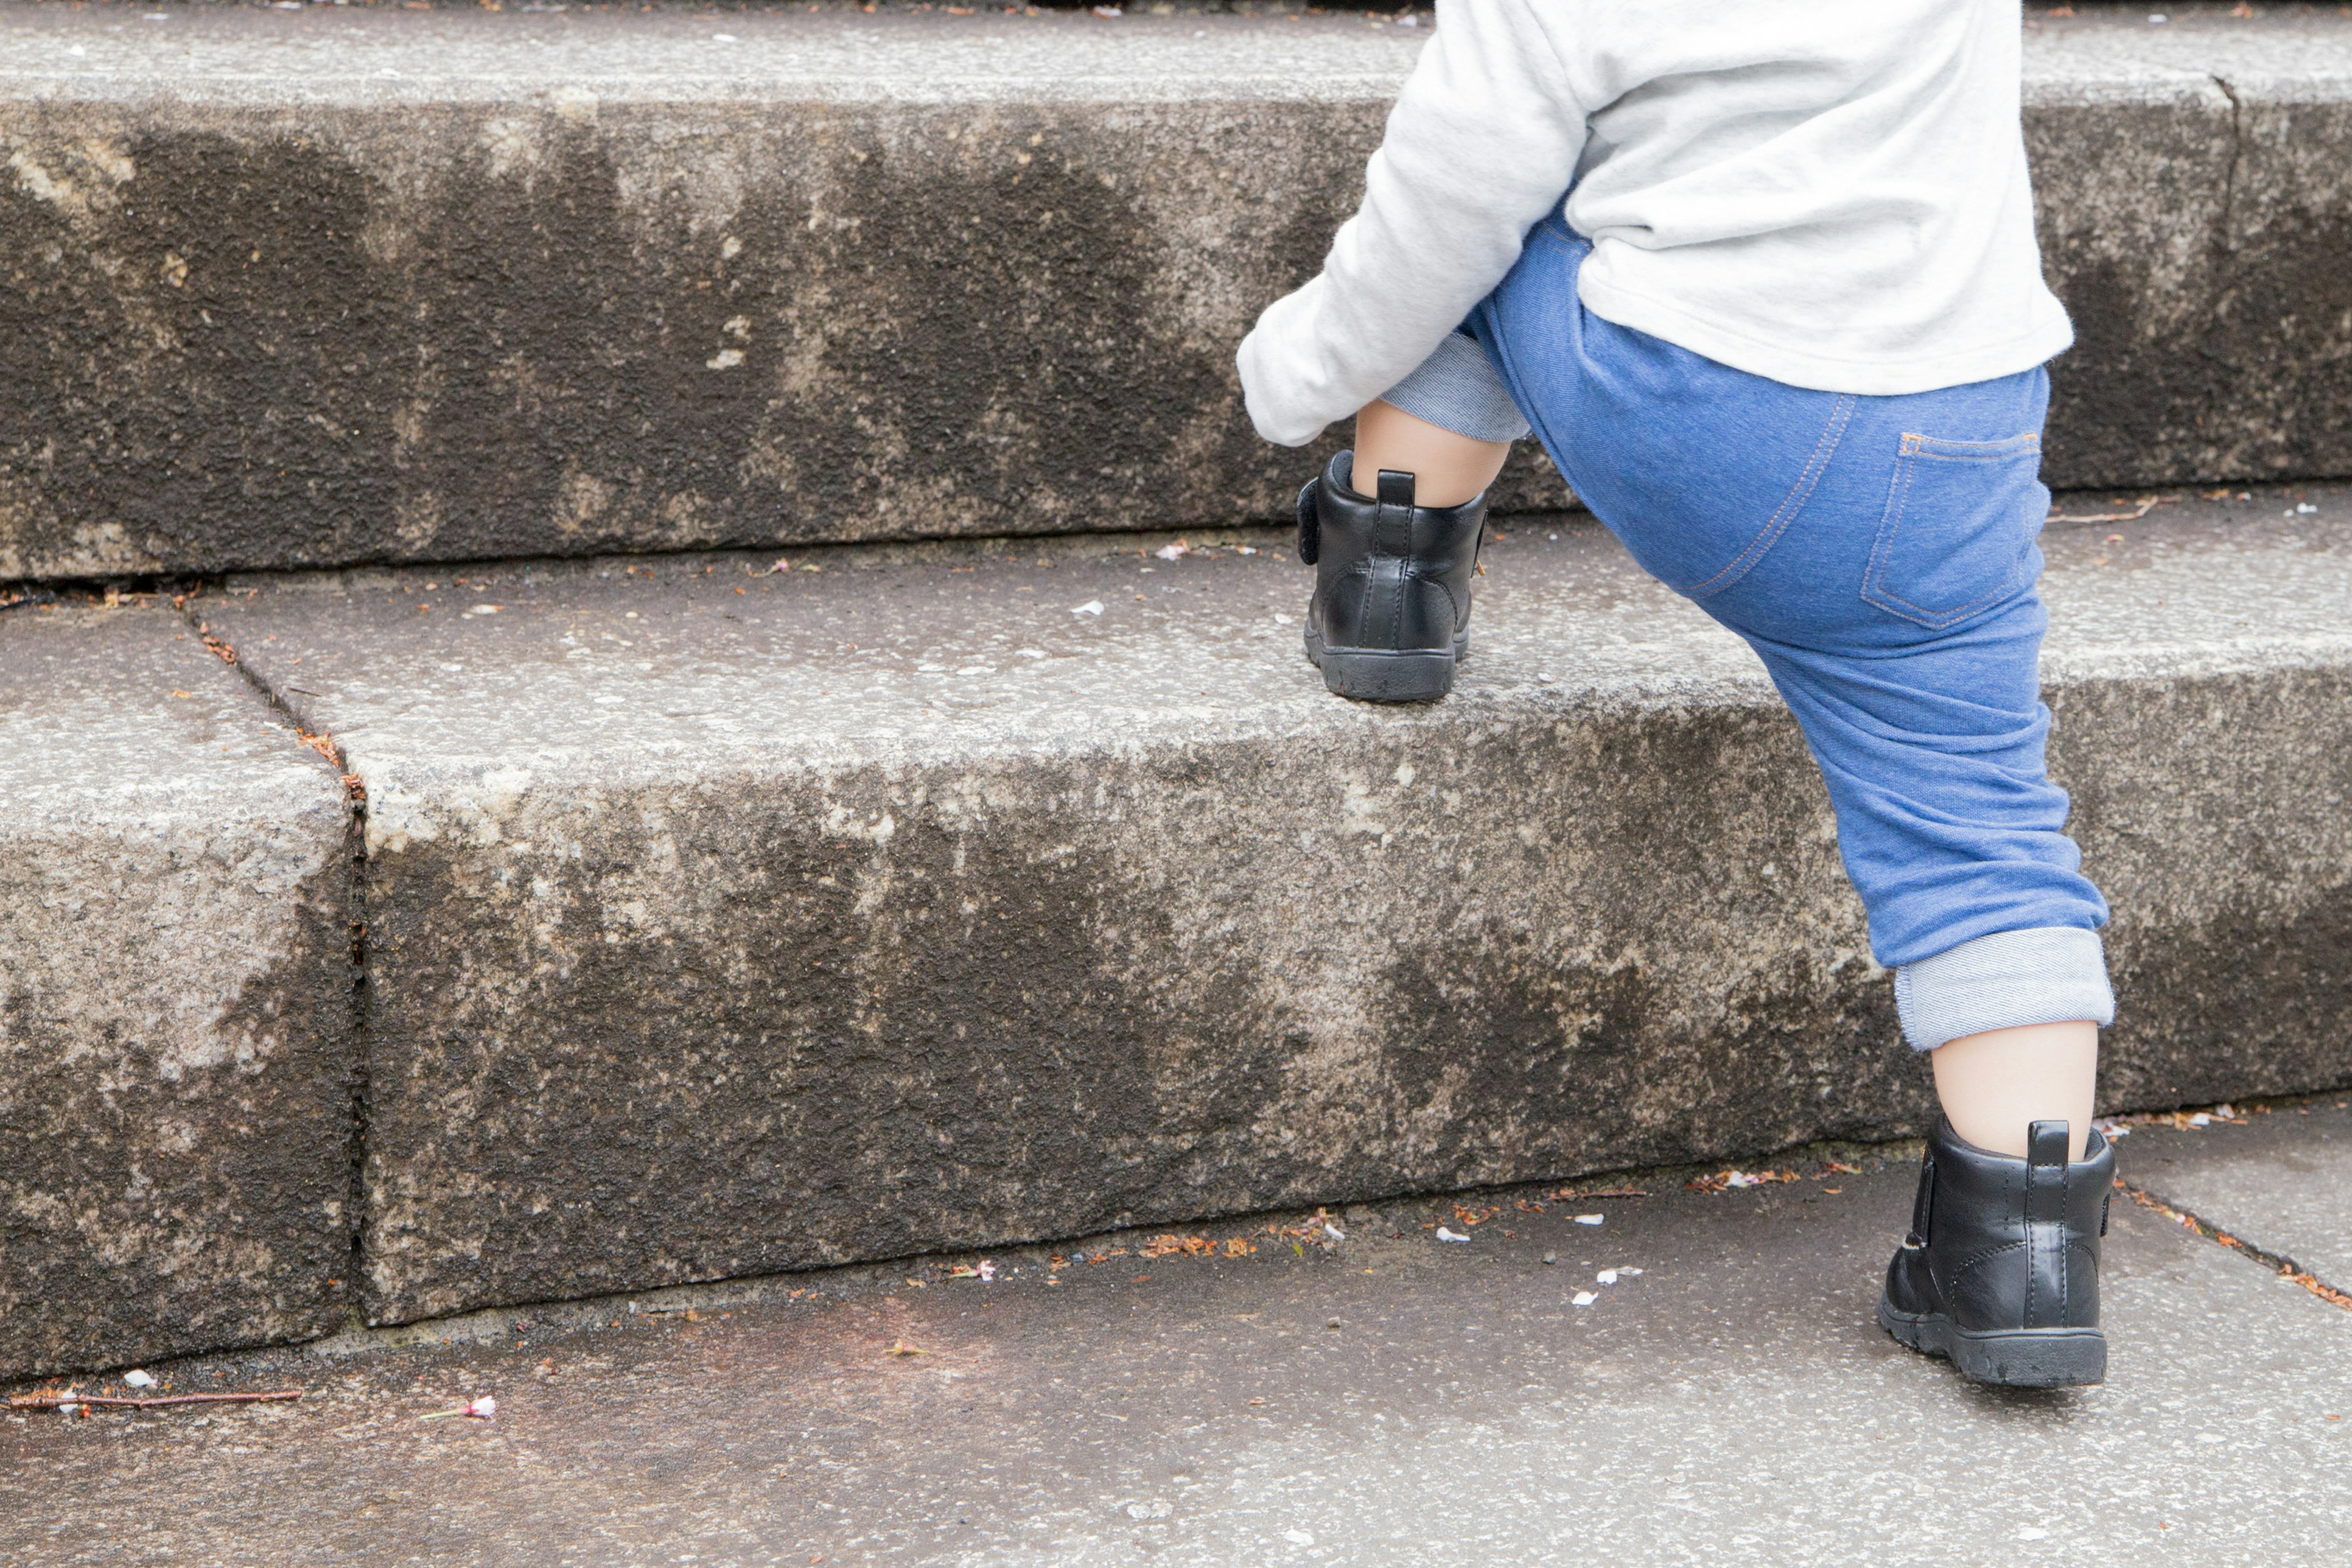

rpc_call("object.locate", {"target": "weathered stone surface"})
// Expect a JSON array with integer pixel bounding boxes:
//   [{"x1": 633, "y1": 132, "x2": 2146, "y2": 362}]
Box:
[
  {"x1": 2030, "y1": 10, "x2": 2352, "y2": 488},
  {"x1": 2037, "y1": 505, "x2": 2352, "y2": 1112},
  {"x1": 2117, "y1": 1097, "x2": 2352, "y2": 1289},
  {"x1": 201, "y1": 485, "x2": 2352, "y2": 1324},
  {"x1": 4, "y1": 6, "x2": 2351, "y2": 579},
  {"x1": 0, "y1": 601, "x2": 359, "y2": 1379},
  {"x1": 9, "y1": 1149, "x2": 2352, "y2": 1564}
]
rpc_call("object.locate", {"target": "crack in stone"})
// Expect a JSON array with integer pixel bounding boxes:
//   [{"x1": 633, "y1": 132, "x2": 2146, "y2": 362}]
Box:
[
  {"x1": 176, "y1": 587, "x2": 377, "y2": 1327},
  {"x1": 2117, "y1": 1178, "x2": 2352, "y2": 1312},
  {"x1": 2210, "y1": 73, "x2": 2245, "y2": 252}
]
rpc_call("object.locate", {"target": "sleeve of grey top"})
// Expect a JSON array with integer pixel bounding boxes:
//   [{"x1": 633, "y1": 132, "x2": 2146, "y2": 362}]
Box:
[{"x1": 1234, "y1": 0, "x2": 1591, "y2": 447}]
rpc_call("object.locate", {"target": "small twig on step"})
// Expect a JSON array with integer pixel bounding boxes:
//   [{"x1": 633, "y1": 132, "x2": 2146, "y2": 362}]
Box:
[
  {"x1": 2047, "y1": 496, "x2": 2163, "y2": 524},
  {"x1": 8, "y1": 1390, "x2": 303, "y2": 1412}
]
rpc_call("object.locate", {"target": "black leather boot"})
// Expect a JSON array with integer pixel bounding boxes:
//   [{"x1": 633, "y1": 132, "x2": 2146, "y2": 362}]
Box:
[
  {"x1": 1880, "y1": 1117, "x2": 2113, "y2": 1387},
  {"x1": 1295, "y1": 451, "x2": 1485, "y2": 702}
]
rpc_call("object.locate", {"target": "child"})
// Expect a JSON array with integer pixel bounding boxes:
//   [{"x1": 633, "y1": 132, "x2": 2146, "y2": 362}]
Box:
[{"x1": 1239, "y1": 1, "x2": 2114, "y2": 1387}]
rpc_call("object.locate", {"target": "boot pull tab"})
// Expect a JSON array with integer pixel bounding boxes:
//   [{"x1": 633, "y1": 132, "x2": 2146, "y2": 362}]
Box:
[
  {"x1": 2026, "y1": 1119, "x2": 2070, "y2": 1223},
  {"x1": 1376, "y1": 469, "x2": 1417, "y2": 509}
]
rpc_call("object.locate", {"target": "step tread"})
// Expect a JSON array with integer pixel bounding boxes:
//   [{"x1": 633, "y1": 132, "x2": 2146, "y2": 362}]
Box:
[
  {"x1": 3, "y1": 7, "x2": 2349, "y2": 105},
  {"x1": 201, "y1": 489, "x2": 2352, "y2": 815}
]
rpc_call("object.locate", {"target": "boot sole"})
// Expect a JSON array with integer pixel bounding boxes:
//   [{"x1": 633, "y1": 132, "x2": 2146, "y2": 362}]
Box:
[
  {"x1": 1304, "y1": 628, "x2": 1468, "y2": 703},
  {"x1": 1879, "y1": 1295, "x2": 2107, "y2": 1387}
]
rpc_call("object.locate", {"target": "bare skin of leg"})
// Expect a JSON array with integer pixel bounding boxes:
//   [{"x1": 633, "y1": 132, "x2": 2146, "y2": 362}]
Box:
[
  {"x1": 1351, "y1": 399, "x2": 1512, "y2": 508},
  {"x1": 1932, "y1": 1020, "x2": 2100, "y2": 1162}
]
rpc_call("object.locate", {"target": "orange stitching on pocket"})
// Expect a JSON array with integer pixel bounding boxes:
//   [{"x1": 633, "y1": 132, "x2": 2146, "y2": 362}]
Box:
[{"x1": 1899, "y1": 432, "x2": 2040, "y2": 455}]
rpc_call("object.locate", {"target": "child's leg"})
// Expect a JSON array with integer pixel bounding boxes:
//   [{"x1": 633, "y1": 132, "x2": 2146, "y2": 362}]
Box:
[
  {"x1": 1352, "y1": 399, "x2": 1512, "y2": 508},
  {"x1": 1467, "y1": 235, "x2": 2113, "y2": 1151},
  {"x1": 1733, "y1": 603, "x2": 2114, "y2": 1150},
  {"x1": 1368, "y1": 334, "x2": 2106, "y2": 1163},
  {"x1": 1351, "y1": 328, "x2": 1528, "y2": 503},
  {"x1": 1662, "y1": 439, "x2": 2118, "y2": 1384},
  {"x1": 1932, "y1": 1020, "x2": 2098, "y2": 1161},
  {"x1": 1458, "y1": 221, "x2": 2115, "y2": 1379}
]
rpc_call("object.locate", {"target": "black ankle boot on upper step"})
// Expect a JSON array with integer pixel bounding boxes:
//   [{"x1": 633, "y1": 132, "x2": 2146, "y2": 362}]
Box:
[
  {"x1": 1295, "y1": 451, "x2": 1486, "y2": 703},
  {"x1": 1880, "y1": 1116, "x2": 2114, "y2": 1387}
]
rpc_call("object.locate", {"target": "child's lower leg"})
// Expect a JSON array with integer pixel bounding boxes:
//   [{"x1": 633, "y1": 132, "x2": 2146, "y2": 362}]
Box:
[
  {"x1": 1352, "y1": 399, "x2": 1512, "y2": 508},
  {"x1": 1365, "y1": 385, "x2": 2103, "y2": 1169},
  {"x1": 1931, "y1": 1020, "x2": 2099, "y2": 1161}
]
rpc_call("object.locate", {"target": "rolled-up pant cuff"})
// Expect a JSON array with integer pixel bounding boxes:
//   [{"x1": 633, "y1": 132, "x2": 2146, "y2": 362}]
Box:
[
  {"x1": 1894, "y1": 926, "x2": 2115, "y2": 1052},
  {"x1": 1378, "y1": 330, "x2": 1533, "y2": 443}
]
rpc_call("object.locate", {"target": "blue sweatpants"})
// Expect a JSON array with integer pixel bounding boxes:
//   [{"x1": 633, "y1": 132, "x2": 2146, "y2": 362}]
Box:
[{"x1": 1381, "y1": 216, "x2": 2114, "y2": 1052}]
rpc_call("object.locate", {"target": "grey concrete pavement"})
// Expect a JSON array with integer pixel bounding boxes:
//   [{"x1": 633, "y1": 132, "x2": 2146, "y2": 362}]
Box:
[
  {"x1": 6, "y1": 4, "x2": 2352, "y2": 578},
  {"x1": 2117, "y1": 1096, "x2": 2352, "y2": 1289},
  {"x1": 6, "y1": 1131, "x2": 2350, "y2": 1566},
  {"x1": 0, "y1": 601, "x2": 359, "y2": 1379},
  {"x1": 190, "y1": 484, "x2": 2352, "y2": 1326}
]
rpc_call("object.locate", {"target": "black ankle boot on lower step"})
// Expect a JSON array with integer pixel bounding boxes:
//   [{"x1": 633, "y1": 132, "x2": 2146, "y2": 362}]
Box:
[
  {"x1": 1295, "y1": 451, "x2": 1485, "y2": 703},
  {"x1": 1880, "y1": 1117, "x2": 2113, "y2": 1387}
]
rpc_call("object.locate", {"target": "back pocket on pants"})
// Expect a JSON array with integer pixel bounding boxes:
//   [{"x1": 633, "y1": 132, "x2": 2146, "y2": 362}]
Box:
[{"x1": 1863, "y1": 432, "x2": 2046, "y2": 630}]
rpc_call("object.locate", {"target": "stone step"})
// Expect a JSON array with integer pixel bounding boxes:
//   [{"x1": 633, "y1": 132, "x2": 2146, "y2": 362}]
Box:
[
  {"x1": 7, "y1": 483, "x2": 2349, "y2": 1380},
  {"x1": 141, "y1": 483, "x2": 2343, "y2": 1338},
  {"x1": 4, "y1": 5, "x2": 2351, "y2": 579},
  {"x1": 0, "y1": 600, "x2": 360, "y2": 1381}
]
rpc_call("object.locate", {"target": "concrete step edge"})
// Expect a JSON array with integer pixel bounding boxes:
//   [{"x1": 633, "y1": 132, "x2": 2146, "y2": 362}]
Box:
[{"x1": 5, "y1": 9, "x2": 2352, "y2": 578}]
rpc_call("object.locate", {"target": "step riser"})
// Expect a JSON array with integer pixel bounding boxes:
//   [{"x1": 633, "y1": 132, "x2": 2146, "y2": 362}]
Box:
[
  {"x1": 357, "y1": 701, "x2": 1910, "y2": 1322},
  {"x1": 2034, "y1": 89, "x2": 2352, "y2": 497},
  {"x1": 349, "y1": 661, "x2": 2352, "y2": 1326},
  {"x1": 9, "y1": 497, "x2": 2350, "y2": 1376},
  {"x1": 1, "y1": 82, "x2": 2343, "y2": 580},
  {"x1": 2052, "y1": 668, "x2": 2352, "y2": 1112}
]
